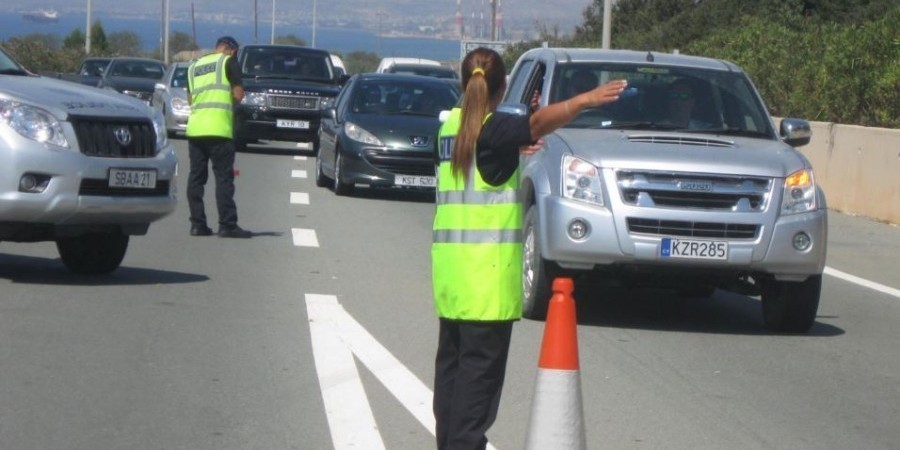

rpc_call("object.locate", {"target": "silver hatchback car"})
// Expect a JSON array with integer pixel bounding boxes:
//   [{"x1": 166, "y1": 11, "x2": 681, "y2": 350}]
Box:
[
  {"x1": 152, "y1": 61, "x2": 191, "y2": 137},
  {"x1": 503, "y1": 48, "x2": 826, "y2": 333}
]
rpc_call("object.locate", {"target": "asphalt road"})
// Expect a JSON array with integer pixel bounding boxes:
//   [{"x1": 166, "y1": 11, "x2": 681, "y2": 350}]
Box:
[{"x1": 1, "y1": 139, "x2": 898, "y2": 450}]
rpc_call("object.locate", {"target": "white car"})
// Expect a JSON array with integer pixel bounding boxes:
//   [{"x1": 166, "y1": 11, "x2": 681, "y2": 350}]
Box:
[
  {"x1": 375, "y1": 57, "x2": 440, "y2": 73},
  {"x1": 1, "y1": 46, "x2": 177, "y2": 274}
]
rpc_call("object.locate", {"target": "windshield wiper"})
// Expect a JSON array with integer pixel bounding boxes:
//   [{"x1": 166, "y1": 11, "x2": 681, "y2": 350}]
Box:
[
  {"x1": 0, "y1": 68, "x2": 29, "y2": 76},
  {"x1": 689, "y1": 128, "x2": 769, "y2": 138}
]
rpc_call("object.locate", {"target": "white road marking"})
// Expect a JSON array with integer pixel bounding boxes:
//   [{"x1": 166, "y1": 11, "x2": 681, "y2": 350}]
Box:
[
  {"x1": 294, "y1": 155, "x2": 308, "y2": 160},
  {"x1": 825, "y1": 266, "x2": 900, "y2": 299},
  {"x1": 305, "y1": 294, "x2": 498, "y2": 450},
  {"x1": 290, "y1": 192, "x2": 310, "y2": 205},
  {"x1": 307, "y1": 294, "x2": 386, "y2": 450},
  {"x1": 292, "y1": 228, "x2": 319, "y2": 247},
  {"x1": 292, "y1": 169, "x2": 308, "y2": 178}
]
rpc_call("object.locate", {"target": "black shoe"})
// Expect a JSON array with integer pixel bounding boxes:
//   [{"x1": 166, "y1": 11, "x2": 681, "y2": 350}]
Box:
[
  {"x1": 218, "y1": 225, "x2": 252, "y2": 238},
  {"x1": 190, "y1": 225, "x2": 214, "y2": 236}
]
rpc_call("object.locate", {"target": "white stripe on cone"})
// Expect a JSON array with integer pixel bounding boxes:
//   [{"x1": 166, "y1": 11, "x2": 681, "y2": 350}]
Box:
[{"x1": 525, "y1": 368, "x2": 586, "y2": 450}]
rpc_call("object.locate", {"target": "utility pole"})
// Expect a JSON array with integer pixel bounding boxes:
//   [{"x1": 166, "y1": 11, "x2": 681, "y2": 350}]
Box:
[
  {"x1": 270, "y1": 0, "x2": 275, "y2": 44},
  {"x1": 602, "y1": 0, "x2": 612, "y2": 49},
  {"x1": 85, "y1": 0, "x2": 92, "y2": 54},
  {"x1": 254, "y1": 0, "x2": 258, "y2": 43},
  {"x1": 490, "y1": 0, "x2": 496, "y2": 41},
  {"x1": 163, "y1": 0, "x2": 170, "y2": 64},
  {"x1": 311, "y1": 0, "x2": 318, "y2": 48}
]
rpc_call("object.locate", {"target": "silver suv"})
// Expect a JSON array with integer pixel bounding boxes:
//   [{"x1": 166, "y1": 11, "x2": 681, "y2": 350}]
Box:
[
  {"x1": 503, "y1": 48, "x2": 826, "y2": 332},
  {"x1": 1, "y1": 47, "x2": 177, "y2": 274}
]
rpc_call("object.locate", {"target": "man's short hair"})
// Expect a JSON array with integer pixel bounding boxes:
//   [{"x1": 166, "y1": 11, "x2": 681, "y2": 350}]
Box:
[{"x1": 216, "y1": 36, "x2": 239, "y2": 51}]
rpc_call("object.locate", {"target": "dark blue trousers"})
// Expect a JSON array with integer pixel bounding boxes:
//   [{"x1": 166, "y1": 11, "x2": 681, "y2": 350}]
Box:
[
  {"x1": 434, "y1": 319, "x2": 513, "y2": 450},
  {"x1": 187, "y1": 137, "x2": 238, "y2": 228}
]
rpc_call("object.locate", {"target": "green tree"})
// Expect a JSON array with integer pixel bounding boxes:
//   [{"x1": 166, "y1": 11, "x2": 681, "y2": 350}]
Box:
[
  {"x1": 62, "y1": 28, "x2": 85, "y2": 51},
  {"x1": 107, "y1": 31, "x2": 142, "y2": 56},
  {"x1": 275, "y1": 34, "x2": 306, "y2": 46},
  {"x1": 344, "y1": 51, "x2": 380, "y2": 75},
  {"x1": 89, "y1": 21, "x2": 110, "y2": 55}
]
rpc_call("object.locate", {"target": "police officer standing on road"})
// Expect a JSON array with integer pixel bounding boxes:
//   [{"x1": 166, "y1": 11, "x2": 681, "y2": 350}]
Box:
[
  {"x1": 186, "y1": 36, "x2": 251, "y2": 238},
  {"x1": 431, "y1": 47, "x2": 626, "y2": 450}
]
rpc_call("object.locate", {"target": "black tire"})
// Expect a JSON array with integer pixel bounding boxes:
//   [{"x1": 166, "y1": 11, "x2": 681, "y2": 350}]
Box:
[
  {"x1": 315, "y1": 153, "x2": 329, "y2": 187},
  {"x1": 761, "y1": 274, "x2": 821, "y2": 333},
  {"x1": 56, "y1": 232, "x2": 129, "y2": 275},
  {"x1": 522, "y1": 204, "x2": 555, "y2": 320},
  {"x1": 333, "y1": 152, "x2": 353, "y2": 196},
  {"x1": 676, "y1": 284, "x2": 716, "y2": 298}
]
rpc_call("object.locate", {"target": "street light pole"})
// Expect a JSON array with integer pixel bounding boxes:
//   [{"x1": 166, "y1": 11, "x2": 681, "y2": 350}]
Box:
[
  {"x1": 311, "y1": 0, "x2": 318, "y2": 48},
  {"x1": 270, "y1": 0, "x2": 275, "y2": 44},
  {"x1": 163, "y1": 0, "x2": 170, "y2": 64}
]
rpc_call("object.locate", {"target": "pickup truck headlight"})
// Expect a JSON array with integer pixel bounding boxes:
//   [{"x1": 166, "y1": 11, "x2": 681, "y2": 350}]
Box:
[
  {"x1": 0, "y1": 99, "x2": 69, "y2": 148},
  {"x1": 241, "y1": 92, "x2": 267, "y2": 107},
  {"x1": 781, "y1": 168, "x2": 817, "y2": 214},
  {"x1": 562, "y1": 154, "x2": 604, "y2": 206},
  {"x1": 344, "y1": 121, "x2": 383, "y2": 146}
]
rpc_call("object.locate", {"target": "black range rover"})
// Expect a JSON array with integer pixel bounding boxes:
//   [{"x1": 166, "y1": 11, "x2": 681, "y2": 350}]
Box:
[{"x1": 234, "y1": 44, "x2": 345, "y2": 153}]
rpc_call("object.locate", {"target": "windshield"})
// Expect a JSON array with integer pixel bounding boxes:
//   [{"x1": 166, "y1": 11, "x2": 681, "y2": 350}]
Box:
[
  {"x1": 108, "y1": 59, "x2": 166, "y2": 80},
  {"x1": 352, "y1": 79, "x2": 460, "y2": 117},
  {"x1": 0, "y1": 47, "x2": 25, "y2": 72},
  {"x1": 553, "y1": 62, "x2": 774, "y2": 137},
  {"x1": 241, "y1": 48, "x2": 333, "y2": 81}
]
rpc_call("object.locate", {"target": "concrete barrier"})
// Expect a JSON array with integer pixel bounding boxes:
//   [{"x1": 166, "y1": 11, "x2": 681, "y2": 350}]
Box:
[{"x1": 783, "y1": 120, "x2": 900, "y2": 225}]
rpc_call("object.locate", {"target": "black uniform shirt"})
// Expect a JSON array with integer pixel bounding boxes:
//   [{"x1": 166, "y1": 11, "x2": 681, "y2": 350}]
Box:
[{"x1": 476, "y1": 111, "x2": 532, "y2": 186}]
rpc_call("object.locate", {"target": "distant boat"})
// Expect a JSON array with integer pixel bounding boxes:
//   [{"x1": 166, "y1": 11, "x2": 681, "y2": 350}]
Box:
[{"x1": 22, "y1": 9, "x2": 59, "y2": 23}]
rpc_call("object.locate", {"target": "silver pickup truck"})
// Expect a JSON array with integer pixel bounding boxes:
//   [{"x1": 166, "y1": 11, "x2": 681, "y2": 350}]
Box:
[
  {"x1": 1, "y1": 47, "x2": 177, "y2": 274},
  {"x1": 503, "y1": 48, "x2": 826, "y2": 333}
]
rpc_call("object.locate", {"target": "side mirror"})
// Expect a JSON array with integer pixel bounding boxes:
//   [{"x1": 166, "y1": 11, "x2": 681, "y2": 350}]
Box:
[
  {"x1": 780, "y1": 118, "x2": 811, "y2": 147},
  {"x1": 322, "y1": 107, "x2": 338, "y2": 122},
  {"x1": 497, "y1": 102, "x2": 529, "y2": 116}
]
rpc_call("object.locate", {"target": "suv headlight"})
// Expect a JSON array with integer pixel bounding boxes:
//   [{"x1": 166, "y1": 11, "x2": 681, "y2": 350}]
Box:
[
  {"x1": 0, "y1": 99, "x2": 69, "y2": 148},
  {"x1": 782, "y1": 168, "x2": 817, "y2": 214},
  {"x1": 150, "y1": 108, "x2": 169, "y2": 152},
  {"x1": 242, "y1": 92, "x2": 267, "y2": 107},
  {"x1": 344, "y1": 121, "x2": 383, "y2": 146},
  {"x1": 562, "y1": 154, "x2": 605, "y2": 206},
  {"x1": 319, "y1": 96, "x2": 336, "y2": 110}
]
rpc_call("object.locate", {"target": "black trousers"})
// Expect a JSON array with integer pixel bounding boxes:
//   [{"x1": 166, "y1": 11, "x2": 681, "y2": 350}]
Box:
[
  {"x1": 434, "y1": 319, "x2": 513, "y2": 450},
  {"x1": 187, "y1": 137, "x2": 238, "y2": 228}
]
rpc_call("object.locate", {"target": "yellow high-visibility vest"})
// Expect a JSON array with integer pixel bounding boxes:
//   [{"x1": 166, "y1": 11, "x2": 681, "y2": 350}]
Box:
[
  {"x1": 186, "y1": 53, "x2": 234, "y2": 139},
  {"x1": 432, "y1": 107, "x2": 523, "y2": 321}
]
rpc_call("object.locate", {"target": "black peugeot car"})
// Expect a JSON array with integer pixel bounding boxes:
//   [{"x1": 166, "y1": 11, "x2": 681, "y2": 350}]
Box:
[{"x1": 234, "y1": 44, "x2": 346, "y2": 153}]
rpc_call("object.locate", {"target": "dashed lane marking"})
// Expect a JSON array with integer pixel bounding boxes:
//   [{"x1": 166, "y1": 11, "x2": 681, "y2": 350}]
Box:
[
  {"x1": 292, "y1": 228, "x2": 319, "y2": 247},
  {"x1": 290, "y1": 192, "x2": 310, "y2": 205},
  {"x1": 292, "y1": 170, "x2": 308, "y2": 178}
]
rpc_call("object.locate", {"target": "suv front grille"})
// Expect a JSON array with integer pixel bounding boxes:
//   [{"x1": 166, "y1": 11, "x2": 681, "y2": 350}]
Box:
[
  {"x1": 627, "y1": 218, "x2": 759, "y2": 239},
  {"x1": 71, "y1": 117, "x2": 157, "y2": 158},
  {"x1": 617, "y1": 171, "x2": 771, "y2": 212},
  {"x1": 364, "y1": 149, "x2": 434, "y2": 176},
  {"x1": 269, "y1": 94, "x2": 319, "y2": 110}
]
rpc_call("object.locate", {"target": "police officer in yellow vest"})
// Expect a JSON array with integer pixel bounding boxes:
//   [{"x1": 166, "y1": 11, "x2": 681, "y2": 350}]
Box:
[
  {"x1": 431, "y1": 48, "x2": 626, "y2": 450},
  {"x1": 186, "y1": 36, "x2": 251, "y2": 238}
]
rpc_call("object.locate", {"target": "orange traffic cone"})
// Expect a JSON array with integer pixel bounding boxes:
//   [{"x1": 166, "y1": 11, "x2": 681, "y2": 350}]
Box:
[{"x1": 525, "y1": 277, "x2": 586, "y2": 450}]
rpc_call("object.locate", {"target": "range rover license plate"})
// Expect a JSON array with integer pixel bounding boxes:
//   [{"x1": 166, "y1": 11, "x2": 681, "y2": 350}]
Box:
[
  {"x1": 108, "y1": 169, "x2": 157, "y2": 189},
  {"x1": 395, "y1": 175, "x2": 435, "y2": 187},
  {"x1": 661, "y1": 237, "x2": 727, "y2": 260},
  {"x1": 277, "y1": 119, "x2": 309, "y2": 129}
]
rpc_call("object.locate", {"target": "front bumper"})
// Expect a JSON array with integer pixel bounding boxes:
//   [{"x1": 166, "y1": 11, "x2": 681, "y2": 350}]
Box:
[{"x1": 537, "y1": 193, "x2": 827, "y2": 281}]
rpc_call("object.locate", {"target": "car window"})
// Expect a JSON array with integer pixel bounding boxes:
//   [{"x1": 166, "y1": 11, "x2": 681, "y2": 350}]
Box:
[{"x1": 171, "y1": 67, "x2": 189, "y2": 88}]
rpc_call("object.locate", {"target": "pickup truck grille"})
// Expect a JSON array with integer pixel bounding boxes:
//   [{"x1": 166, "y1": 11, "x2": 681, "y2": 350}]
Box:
[
  {"x1": 627, "y1": 218, "x2": 759, "y2": 239},
  {"x1": 269, "y1": 94, "x2": 319, "y2": 110},
  {"x1": 617, "y1": 171, "x2": 771, "y2": 212},
  {"x1": 71, "y1": 118, "x2": 157, "y2": 158}
]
